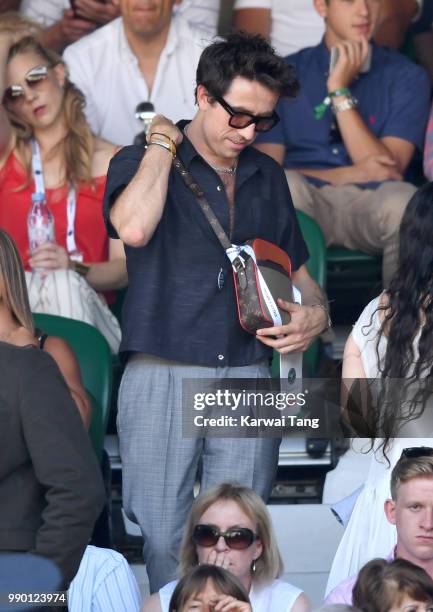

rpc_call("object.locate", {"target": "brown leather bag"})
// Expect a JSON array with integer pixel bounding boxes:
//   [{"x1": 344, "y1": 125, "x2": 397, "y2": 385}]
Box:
[{"x1": 173, "y1": 157, "x2": 294, "y2": 335}]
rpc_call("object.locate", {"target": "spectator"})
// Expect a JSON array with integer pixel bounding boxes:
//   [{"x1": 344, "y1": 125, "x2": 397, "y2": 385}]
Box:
[
  {"x1": 105, "y1": 32, "x2": 328, "y2": 592},
  {"x1": 373, "y1": 0, "x2": 420, "y2": 49},
  {"x1": 142, "y1": 483, "x2": 310, "y2": 611},
  {"x1": 411, "y1": 1, "x2": 433, "y2": 86},
  {"x1": 0, "y1": 339, "x2": 105, "y2": 587},
  {"x1": 63, "y1": 0, "x2": 211, "y2": 145},
  {"x1": 168, "y1": 565, "x2": 251, "y2": 612},
  {"x1": 326, "y1": 448, "x2": 433, "y2": 605},
  {"x1": 232, "y1": 0, "x2": 325, "y2": 57},
  {"x1": 256, "y1": 0, "x2": 430, "y2": 287},
  {"x1": 0, "y1": 24, "x2": 127, "y2": 352},
  {"x1": 352, "y1": 558, "x2": 433, "y2": 612},
  {"x1": 326, "y1": 183, "x2": 433, "y2": 594},
  {"x1": 0, "y1": 228, "x2": 91, "y2": 426}
]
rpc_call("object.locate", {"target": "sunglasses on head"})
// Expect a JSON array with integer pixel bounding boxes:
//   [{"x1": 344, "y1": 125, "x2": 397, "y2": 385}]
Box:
[
  {"x1": 3, "y1": 65, "x2": 49, "y2": 105},
  {"x1": 215, "y1": 95, "x2": 279, "y2": 133},
  {"x1": 401, "y1": 447, "x2": 433, "y2": 459},
  {"x1": 192, "y1": 524, "x2": 257, "y2": 550}
]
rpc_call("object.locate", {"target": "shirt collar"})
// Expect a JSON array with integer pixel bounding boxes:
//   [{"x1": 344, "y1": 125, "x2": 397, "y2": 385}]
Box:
[{"x1": 176, "y1": 120, "x2": 260, "y2": 181}]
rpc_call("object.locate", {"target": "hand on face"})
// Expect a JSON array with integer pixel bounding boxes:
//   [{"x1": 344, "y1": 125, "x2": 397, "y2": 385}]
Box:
[
  {"x1": 327, "y1": 37, "x2": 370, "y2": 90},
  {"x1": 212, "y1": 594, "x2": 252, "y2": 612},
  {"x1": 28, "y1": 242, "x2": 71, "y2": 274},
  {"x1": 71, "y1": 0, "x2": 120, "y2": 25},
  {"x1": 204, "y1": 549, "x2": 231, "y2": 572}
]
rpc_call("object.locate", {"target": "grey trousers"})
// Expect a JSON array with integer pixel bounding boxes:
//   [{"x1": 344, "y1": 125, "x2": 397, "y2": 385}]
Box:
[
  {"x1": 285, "y1": 170, "x2": 417, "y2": 286},
  {"x1": 118, "y1": 354, "x2": 281, "y2": 593}
]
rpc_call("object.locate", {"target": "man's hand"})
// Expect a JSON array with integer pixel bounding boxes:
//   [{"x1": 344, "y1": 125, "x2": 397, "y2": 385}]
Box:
[
  {"x1": 52, "y1": 9, "x2": 97, "y2": 46},
  {"x1": 28, "y1": 243, "x2": 71, "y2": 274},
  {"x1": 72, "y1": 0, "x2": 120, "y2": 25},
  {"x1": 255, "y1": 299, "x2": 327, "y2": 354},
  {"x1": 327, "y1": 37, "x2": 370, "y2": 91},
  {"x1": 353, "y1": 154, "x2": 403, "y2": 183},
  {"x1": 148, "y1": 115, "x2": 184, "y2": 146}
]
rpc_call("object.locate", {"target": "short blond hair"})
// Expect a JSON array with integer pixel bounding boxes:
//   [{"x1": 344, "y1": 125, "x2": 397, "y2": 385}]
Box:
[
  {"x1": 178, "y1": 482, "x2": 283, "y2": 586},
  {"x1": 390, "y1": 452, "x2": 433, "y2": 500}
]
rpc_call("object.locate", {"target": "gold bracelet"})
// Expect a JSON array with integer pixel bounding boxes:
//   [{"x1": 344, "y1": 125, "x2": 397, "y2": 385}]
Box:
[
  {"x1": 73, "y1": 261, "x2": 91, "y2": 277},
  {"x1": 147, "y1": 139, "x2": 176, "y2": 158},
  {"x1": 149, "y1": 132, "x2": 177, "y2": 156}
]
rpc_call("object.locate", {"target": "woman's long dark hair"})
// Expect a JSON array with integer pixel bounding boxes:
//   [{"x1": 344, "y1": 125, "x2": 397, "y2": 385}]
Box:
[{"x1": 367, "y1": 183, "x2": 433, "y2": 455}]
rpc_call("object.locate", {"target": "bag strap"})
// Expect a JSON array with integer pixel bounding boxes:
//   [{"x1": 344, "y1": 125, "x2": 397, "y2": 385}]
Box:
[{"x1": 172, "y1": 156, "x2": 232, "y2": 252}]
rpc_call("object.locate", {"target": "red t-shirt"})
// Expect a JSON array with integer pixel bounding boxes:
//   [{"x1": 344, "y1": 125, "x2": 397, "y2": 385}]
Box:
[{"x1": 0, "y1": 152, "x2": 108, "y2": 269}]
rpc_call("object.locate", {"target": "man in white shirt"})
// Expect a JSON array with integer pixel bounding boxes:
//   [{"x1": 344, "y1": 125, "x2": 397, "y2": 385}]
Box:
[
  {"x1": 20, "y1": 0, "x2": 219, "y2": 51},
  {"x1": 63, "y1": 0, "x2": 210, "y2": 145}
]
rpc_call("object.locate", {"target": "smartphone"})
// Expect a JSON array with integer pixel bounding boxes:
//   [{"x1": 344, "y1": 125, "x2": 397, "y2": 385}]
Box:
[
  {"x1": 329, "y1": 44, "x2": 372, "y2": 74},
  {"x1": 70, "y1": 0, "x2": 106, "y2": 19}
]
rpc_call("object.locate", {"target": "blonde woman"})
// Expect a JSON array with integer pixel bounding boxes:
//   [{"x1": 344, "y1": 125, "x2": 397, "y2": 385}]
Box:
[
  {"x1": 142, "y1": 483, "x2": 310, "y2": 612},
  {"x1": 0, "y1": 19, "x2": 126, "y2": 352},
  {"x1": 0, "y1": 228, "x2": 91, "y2": 426}
]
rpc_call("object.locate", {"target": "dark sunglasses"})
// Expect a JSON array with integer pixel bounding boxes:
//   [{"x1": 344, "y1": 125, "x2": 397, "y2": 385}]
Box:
[
  {"x1": 3, "y1": 65, "x2": 49, "y2": 105},
  {"x1": 215, "y1": 95, "x2": 279, "y2": 133},
  {"x1": 401, "y1": 447, "x2": 433, "y2": 459},
  {"x1": 192, "y1": 524, "x2": 257, "y2": 550}
]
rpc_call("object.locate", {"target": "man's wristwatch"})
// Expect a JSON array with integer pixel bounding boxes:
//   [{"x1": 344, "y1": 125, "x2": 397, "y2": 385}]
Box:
[
  {"x1": 332, "y1": 94, "x2": 358, "y2": 114},
  {"x1": 311, "y1": 304, "x2": 332, "y2": 333}
]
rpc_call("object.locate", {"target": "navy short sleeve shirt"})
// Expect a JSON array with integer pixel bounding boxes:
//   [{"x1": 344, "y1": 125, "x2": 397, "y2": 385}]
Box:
[
  {"x1": 257, "y1": 41, "x2": 431, "y2": 188},
  {"x1": 103, "y1": 123, "x2": 309, "y2": 367}
]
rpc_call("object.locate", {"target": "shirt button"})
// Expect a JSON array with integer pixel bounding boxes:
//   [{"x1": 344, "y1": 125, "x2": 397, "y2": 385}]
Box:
[
  {"x1": 217, "y1": 185, "x2": 222, "y2": 191},
  {"x1": 332, "y1": 148, "x2": 339, "y2": 155},
  {"x1": 218, "y1": 354, "x2": 224, "y2": 361}
]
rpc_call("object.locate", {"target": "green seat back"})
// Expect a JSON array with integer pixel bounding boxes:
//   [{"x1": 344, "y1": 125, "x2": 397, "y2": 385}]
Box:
[{"x1": 32, "y1": 313, "x2": 112, "y2": 462}]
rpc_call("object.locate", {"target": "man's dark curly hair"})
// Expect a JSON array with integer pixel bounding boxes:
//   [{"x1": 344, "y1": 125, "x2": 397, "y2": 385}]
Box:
[{"x1": 195, "y1": 31, "x2": 299, "y2": 102}]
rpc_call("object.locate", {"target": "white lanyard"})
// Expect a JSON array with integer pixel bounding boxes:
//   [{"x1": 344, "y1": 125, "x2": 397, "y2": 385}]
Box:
[{"x1": 31, "y1": 139, "x2": 78, "y2": 254}]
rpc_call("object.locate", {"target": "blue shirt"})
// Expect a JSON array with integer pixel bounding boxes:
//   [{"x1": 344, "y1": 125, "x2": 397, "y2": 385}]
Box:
[
  {"x1": 103, "y1": 122, "x2": 309, "y2": 367},
  {"x1": 257, "y1": 41, "x2": 431, "y2": 188}
]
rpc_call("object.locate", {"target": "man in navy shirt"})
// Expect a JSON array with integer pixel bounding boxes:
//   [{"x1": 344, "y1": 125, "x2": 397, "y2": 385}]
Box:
[
  {"x1": 104, "y1": 33, "x2": 328, "y2": 592},
  {"x1": 256, "y1": 0, "x2": 430, "y2": 286}
]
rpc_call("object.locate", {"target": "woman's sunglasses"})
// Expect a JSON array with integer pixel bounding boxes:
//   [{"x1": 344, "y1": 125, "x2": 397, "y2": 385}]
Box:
[
  {"x1": 3, "y1": 65, "x2": 49, "y2": 105},
  {"x1": 192, "y1": 524, "x2": 257, "y2": 550},
  {"x1": 215, "y1": 95, "x2": 279, "y2": 133}
]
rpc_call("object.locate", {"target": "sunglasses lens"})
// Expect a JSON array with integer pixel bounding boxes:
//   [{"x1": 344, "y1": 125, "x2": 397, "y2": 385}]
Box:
[
  {"x1": 27, "y1": 67, "x2": 48, "y2": 87},
  {"x1": 229, "y1": 114, "x2": 254, "y2": 129},
  {"x1": 255, "y1": 115, "x2": 279, "y2": 133},
  {"x1": 3, "y1": 85, "x2": 23, "y2": 104},
  {"x1": 225, "y1": 528, "x2": 255, "y2": 550},
  {"x1": 192, "y1": 525, "x2": 218, "y2": 547}
]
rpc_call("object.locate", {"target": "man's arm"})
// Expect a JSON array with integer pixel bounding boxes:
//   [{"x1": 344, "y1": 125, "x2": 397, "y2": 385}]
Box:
[
  {"x1": 20, "y1": 351, "x2": 105, "y2": 585},
  {"x1": 109, "y1": 116, "x2": 183, "y2": 247},
  {"x1": 256, "y1": 264, "x2": 328, "y2": 354}
]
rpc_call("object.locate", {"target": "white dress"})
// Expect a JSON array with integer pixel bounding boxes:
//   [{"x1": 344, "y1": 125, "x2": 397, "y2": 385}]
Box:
[
  {"x1": 158, "y1": 578, "x2": 303, "y2": 612},
  {"x1": 325, "y1": 295, "x2": 433, "y2": 596}
]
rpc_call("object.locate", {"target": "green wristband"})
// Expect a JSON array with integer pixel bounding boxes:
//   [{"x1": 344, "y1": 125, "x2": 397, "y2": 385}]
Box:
[{"x1": 314, "y1": 88, "x2": 351, "y2": 120}]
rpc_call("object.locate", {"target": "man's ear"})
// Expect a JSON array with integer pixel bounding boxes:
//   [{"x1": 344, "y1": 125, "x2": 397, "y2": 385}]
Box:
[
  {"x1": 314, "y1": 0, "x2": 328, "y2": 19},
  {"x1": 196, "y1": 84, "x2": 213, "y2": 111},
  {"x1": 384, "y1": 499, "x2": 397, "y2": 525}
]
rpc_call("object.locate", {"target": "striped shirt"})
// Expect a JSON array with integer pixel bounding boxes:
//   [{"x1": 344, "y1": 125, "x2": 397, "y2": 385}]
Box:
[{"x1": 68, "y1": 545, "x2": 141, "y2": 612}]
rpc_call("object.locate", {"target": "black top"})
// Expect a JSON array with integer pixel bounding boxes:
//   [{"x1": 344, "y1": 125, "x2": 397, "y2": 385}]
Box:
[
  {"x1": 0, "y1": 343, "x2": 105, "y2": 586},
  {"x1": 103, "y1": 121, "x2": 309, "y2": 367}
]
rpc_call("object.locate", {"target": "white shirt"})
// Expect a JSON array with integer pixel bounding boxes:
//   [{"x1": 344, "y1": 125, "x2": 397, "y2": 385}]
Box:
[
  {"x1": 233, "y1": 0, "x2": 325, "y2": 57},
  {"x1": 68, "y1": 545, "x2": 141, "y2": 612},
  {"x1": 63, "y1": 15, "x2": 209, "y2": 145},
  {"x1": 20, "y1": 0, "x2": 220, "y2": 33}
]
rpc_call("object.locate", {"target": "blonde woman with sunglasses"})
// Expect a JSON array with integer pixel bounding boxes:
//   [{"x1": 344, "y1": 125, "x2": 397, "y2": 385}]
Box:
[
  {"x1": 0, "y1": 18, "x2": 127, "y2": 352},
  {"x1": 142, "y1": 483, "x2": 310, "y2": 612}
]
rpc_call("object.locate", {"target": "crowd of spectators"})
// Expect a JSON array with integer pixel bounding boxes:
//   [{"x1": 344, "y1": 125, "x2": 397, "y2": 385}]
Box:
[{"x1": 1, "y1": 0, "x2": 433, "y2": 611}]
